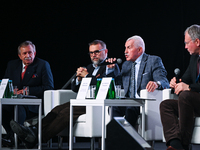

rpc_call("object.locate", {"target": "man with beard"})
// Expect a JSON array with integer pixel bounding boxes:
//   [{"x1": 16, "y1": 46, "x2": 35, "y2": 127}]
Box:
[
  {"x1": 10, "y1": 39, "x2": 120, "y2": 149},
  {"x1": 71, "y1": 39, "x2": 120, "y2": 92}
]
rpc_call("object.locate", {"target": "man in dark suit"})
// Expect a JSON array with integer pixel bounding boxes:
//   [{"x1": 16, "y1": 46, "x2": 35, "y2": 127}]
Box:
[
  {"x1": 10, "y1": 40, "x2": 120, "y2": 149},
  {"x1": 71, "y1": 39, "x2": 120, "y2": 92},
  {"x1": 160, "y1": 25, "x2": 200, "y2": 150},
  {"x1": 2, "y1": 41, "x2": 54, "y2": 147},
  {"x1": 111, "y1": 35, "x2": 169, "y2": 127}
]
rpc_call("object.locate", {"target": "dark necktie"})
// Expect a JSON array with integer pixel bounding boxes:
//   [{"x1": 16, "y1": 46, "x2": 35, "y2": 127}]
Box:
[
  {"x1": 21, "y1": 66, "x2": 28, "y2": 80},
  {"x1": 130, "y1": 62, "x2": 137, "y2": 98}
]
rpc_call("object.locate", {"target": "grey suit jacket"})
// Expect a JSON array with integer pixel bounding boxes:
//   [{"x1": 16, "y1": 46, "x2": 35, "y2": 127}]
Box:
[{"x1": 119, "y1": 53, "x2": 169, "y2": 97}]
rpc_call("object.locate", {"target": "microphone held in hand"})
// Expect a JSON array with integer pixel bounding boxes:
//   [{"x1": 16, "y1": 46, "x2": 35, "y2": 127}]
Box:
[
  {"x1": 98, "y1": 58, "x2": 122, "y2": 66},
  {"x1": 174, "y1": 68, "x2": 180, "y2": 83}
]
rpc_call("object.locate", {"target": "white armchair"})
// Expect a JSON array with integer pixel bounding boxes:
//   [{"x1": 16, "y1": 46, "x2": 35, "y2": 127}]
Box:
[
  {"x1": 139, "y1": 89, "x2": 164, "y2": 141},
  {"x1": 44, "y1": 89, "x2": 77, "y2": 148},
  {"x1": 44, "y1": 89, "x2": 106, "y2": 150}
]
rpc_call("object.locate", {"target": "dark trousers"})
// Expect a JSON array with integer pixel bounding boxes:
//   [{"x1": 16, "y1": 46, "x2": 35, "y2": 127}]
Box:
[
  {"x1": 2, "y1": 105, "x2": 38, "y2": 134},
  {"x1": 112, "y1": 106, "x2": 140, "y2": 127},
  {"x1": 39, "y1": 102, "x2": 86, "y2": 142},
  {"x1": 160, "y1": 91, "x2": 200, "y2": 147}
]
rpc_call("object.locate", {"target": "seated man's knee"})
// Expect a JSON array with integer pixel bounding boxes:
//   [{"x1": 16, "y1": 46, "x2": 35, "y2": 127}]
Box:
[
  {"x1": 178, "y1": 91, "x2": 191, "y2": 104},
  {"x1": 160, "y1": 100, "x2": 175, "y2": 114}
]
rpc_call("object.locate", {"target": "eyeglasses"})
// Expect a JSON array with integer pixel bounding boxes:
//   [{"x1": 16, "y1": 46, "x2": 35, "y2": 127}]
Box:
[
  {"x1": 88, "y1": 48, "x2": 105, "y2": 55},
  {"x1": 184, "y1": 40, "x2": 192, "y2": 45}
]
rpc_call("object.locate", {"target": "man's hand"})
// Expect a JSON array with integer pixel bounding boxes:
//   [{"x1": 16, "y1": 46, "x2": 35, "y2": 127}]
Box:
[
  {"x1": 106, "y1": 58, "x2": 116, "y2": 68},
  {"x1": 174, "y1": 82, "x2": 190, "y2": 95},
  {"x1": 146, "y1": 81, "x2": 158, "y2": 92},
  {"x1": 17, "y1": 89, "x2": 23, "y2": 95},
  {"x1": 170, "y1": 77, "x2": 177, "y2": 88},
  {"x1": 76, "y1": 67, "x2": 88, "y2": 81}
]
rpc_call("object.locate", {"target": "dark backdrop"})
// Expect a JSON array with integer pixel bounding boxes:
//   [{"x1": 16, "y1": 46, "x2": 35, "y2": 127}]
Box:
[{"x1": 1, "y1": 1, "x2": 200, "y2": 89}]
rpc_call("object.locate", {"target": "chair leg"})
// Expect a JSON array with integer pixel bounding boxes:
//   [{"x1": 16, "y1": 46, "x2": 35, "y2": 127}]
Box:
[
  {"x1": 58, "y1": 136, "x2": 63, "y2": 149},
  {"x1": 90, "y1": 137, "x2": 95, "y2": 150},
  {"x1": 189, "y1": 144, "x2": 193, "y2": 150},
  {"x1": 148, "y1": 140, "x2": 155, "y2": 148},
  {"x1": 47, "y1": 139, "x2": 52, "y2": 148}
]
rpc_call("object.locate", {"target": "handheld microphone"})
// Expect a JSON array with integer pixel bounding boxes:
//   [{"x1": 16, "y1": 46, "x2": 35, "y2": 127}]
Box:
[
  {"x1": 98, "y1": 58, "x2": 122, "y2": 66},
  {"x1": 174, "y1": 68, "x2": 180, "y2": 83},
  {"x1": 171, "y1": 68, "x2": 180, "y2": 94}
]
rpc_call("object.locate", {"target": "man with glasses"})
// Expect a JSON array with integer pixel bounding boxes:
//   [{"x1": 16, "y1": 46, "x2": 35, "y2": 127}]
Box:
[
  {"x1": 10, "y1": 39, "x2": 120, "y2": 149},
  {"x1": 160, "y1": 25, "x2": 200, "y2": 150},
  {"x1": 71, "y1": 39, "x2": 120, "y2": 92}
]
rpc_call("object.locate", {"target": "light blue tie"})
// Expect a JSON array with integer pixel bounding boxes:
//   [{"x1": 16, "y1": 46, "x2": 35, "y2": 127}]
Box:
[{"x1": 130, "y1": 62, "x2": 137, "y2": 98}]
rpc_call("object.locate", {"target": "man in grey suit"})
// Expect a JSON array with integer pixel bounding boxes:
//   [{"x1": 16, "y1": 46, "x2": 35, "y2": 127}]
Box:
[{"x1": 109, "y1": 35, "x2": 169, "y2": 127}]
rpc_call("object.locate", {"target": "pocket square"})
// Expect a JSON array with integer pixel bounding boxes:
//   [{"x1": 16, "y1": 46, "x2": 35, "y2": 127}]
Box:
[
  {"x1": 32, "y1": 74, "x2": 38, "y2": 78},
  {"x1": 142, "y1": 72, "x2": 149, "y2": 76}
]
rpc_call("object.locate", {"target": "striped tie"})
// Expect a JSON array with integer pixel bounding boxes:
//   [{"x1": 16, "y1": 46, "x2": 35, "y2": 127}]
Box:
[{"x1": 130, "y1": 62, "x2": 137, "y2": 98}]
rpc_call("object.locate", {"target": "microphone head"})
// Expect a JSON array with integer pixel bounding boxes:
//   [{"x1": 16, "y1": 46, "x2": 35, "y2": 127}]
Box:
[
  {"x1": 174, "y1": 68, "x2": 180, "y2": 75},
  {"x1": 117, "y1": 58, "x2": 122, "y2": 64}
]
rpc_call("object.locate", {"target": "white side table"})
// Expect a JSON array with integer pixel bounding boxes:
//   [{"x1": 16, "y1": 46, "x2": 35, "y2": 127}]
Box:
[
  {"x1": 69, "y1": 98, "x2": 153, "y2": 150},
  {"x1": 0, "y1": 98, "x2": 42, "y2": 150}
]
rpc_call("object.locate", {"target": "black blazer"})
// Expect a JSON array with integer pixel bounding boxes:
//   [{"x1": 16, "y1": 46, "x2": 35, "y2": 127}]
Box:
[
  {"x1": 182, "y1": 54, "x2": 200, "y2": 92},
  {"x1": 4, "y1": 57, "x2": 54, "y2": 113}
]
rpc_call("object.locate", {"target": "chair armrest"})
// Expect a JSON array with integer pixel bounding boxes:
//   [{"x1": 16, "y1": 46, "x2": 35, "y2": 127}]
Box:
[
  {"x1": 163, "y1": 88, "x2": 178, "y2": 100},
  {"x1": 139, "y1": 89, "x2": 163, "y2": 140},
  {"x1": 44, "y1": 90, "x2": 77, "y2": 115}
]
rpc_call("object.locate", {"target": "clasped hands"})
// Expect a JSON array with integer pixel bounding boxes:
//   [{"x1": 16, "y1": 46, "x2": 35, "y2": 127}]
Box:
[
  {"x1": 76, "y1": 67, "x2": 89, "y2": 81},
  {"x1": 170, "y1": 77, "x2": 190, "y2": 95}
]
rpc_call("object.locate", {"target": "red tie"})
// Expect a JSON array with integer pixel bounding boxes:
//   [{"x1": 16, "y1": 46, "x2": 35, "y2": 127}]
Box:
[{"x1": 21, "y1": 66, "x2": 28, "y2": 79}]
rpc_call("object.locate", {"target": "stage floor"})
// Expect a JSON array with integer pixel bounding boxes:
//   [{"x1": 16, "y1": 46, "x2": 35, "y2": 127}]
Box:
[
  {"x1": 41, "y1": 141, "x2": 200, "y2": 150},
  {"x1": 4, "y1": 138, "x2": 200, "y2": 150}
]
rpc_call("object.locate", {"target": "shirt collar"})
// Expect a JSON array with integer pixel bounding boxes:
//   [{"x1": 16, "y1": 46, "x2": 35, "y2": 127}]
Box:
[
  {"x1": 22, "y1": 63, "x2": 26, "y2": 69},
  {"x1": 135, "y1": 53, "x2": 144, "y2": 64}
]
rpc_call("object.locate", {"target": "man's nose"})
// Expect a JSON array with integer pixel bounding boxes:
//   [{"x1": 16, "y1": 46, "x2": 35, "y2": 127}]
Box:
[
  {"x1": 185, "y1": 44, "x2": 187, "y2": 49},
  {"x1": 124, "y1": 48, "x2": 127, "y2": 53},
  {"x1": 25, "y1": 53, "x2": 29, "y2": 57}
]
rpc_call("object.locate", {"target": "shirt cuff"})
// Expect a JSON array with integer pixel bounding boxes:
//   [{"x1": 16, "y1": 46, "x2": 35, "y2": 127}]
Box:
[
  {"x1": 106, "y1": 66, "x2": 115, "y2": 75},
  {"x1": 76, "y1": 78, "x2": 81, "y2": 85}
]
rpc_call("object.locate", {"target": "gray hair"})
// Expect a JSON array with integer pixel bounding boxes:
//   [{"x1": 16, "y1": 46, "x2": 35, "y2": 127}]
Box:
[
  {"x1": 89, "y1": 40, "x2": 107, "y2": 49},
  {"x1": 18, "y1": 41, "x2": 36, "y2": 54},
  {"x1": 184, "y1": 24, "x2": 200, "y2": 41},
  {"x1": 126, "y1": 35, "x2": 145, "y2": 52}
]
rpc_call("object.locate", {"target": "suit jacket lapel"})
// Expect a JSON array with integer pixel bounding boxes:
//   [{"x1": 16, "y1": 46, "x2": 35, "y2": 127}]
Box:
[
  {"x1": 193, "y1": 55, "x2": 199, "y2": 82},
  {"x1": 96, "y1": 65, "x2": 106, "y2": 78},
  {"x1": 123, "y1": 61, "x2": 132, "y2": 95},
  {"x1": 137, "y1": 53, "x2": 148, "y2": 92},
  {"x1": 14, "y1": 62, "x2": 22, "y2": 87}
]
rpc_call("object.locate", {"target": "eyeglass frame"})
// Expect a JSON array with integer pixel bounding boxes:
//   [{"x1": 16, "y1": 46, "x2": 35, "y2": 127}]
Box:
[
  {"x1": 184, "y1": 39, "x2": 193, "y2": 45},
  {"x1": 88, "y1": 48, "x2": 106, "y2": 55}
]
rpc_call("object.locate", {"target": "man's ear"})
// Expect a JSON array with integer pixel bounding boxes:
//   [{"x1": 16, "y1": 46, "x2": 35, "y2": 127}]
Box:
[
  {"x1": 196, "y1": 38, "x2": 200, "y2": 47},
  {"x1": 18, "y1": 54, "x2": 22, "y2": 60},
  {"x1": 138, "y1": 47, "x2": 143, "y2": 54},
  {"x1": 105, "y1": 49, "x2": 108, "y2": 54}
]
